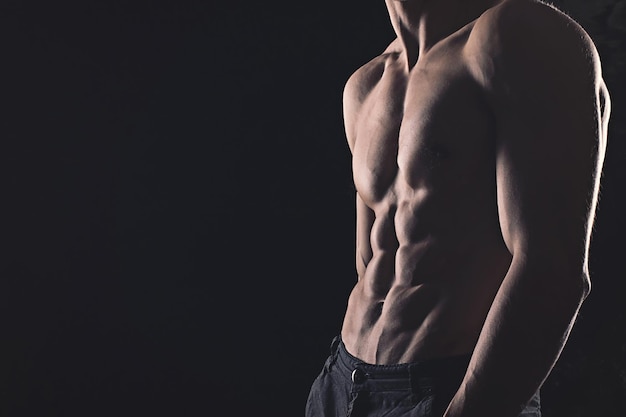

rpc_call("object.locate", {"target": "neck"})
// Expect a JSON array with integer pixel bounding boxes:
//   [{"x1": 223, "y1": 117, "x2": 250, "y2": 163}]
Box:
[{"x1": 384, "y1": 0, "x2": 501, "y2": 69}]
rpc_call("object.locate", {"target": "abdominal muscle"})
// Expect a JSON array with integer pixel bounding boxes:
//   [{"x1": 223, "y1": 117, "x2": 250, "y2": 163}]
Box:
[{"x1": 340, "y1": 189, "x2": 512, "y2": 365}]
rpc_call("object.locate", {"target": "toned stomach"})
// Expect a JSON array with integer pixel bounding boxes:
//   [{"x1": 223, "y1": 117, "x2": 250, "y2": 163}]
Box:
[{"x1": 340, "y1": 188, "x2": 512, "y2": 365}]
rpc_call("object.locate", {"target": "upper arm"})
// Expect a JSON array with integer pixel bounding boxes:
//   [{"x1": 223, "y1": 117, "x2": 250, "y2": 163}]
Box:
[{"x1": 474, "y1": 1, "x2": 610, "y2": 273}]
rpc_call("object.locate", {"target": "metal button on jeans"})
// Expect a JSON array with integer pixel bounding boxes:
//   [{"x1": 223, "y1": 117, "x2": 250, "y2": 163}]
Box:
[{"x1": 351, "y1": 368, "x2": 366, "y2": 384}]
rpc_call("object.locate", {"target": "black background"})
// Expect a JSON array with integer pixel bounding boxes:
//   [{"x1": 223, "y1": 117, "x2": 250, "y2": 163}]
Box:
[{"x1": 3, "y1": 1, "x2": 625, "y2": 416}]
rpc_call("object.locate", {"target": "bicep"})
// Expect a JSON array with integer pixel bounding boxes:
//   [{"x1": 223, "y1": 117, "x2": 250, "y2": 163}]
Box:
[{"x1": 490, "y1": 17, "x2": 608, "y2": 268}]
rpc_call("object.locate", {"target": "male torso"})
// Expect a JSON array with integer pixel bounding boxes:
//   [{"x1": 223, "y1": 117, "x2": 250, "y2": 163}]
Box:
[
  {"x1": 311, "y1": 0, "x2": 609, "y2": 414},
  {"x1": 341, "y1": 4, "x2": 520, "y2": 365}
]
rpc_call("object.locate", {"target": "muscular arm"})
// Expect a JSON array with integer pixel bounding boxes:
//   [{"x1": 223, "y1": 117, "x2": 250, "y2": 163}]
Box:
[{"x1": 445, "y1": 3, "x2": 610, "y2": 416}]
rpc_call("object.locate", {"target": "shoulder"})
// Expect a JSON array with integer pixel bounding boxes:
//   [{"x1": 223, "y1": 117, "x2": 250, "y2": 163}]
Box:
[
  {"x1": 466, "y1": 0, "x2": 604, "y2": 93},
  {"x1": 342, "y1": 42, "x2": 399, "y2": 150},
  {"x1": 343, "y1": 42, "x2": 398, "y2": 106}
]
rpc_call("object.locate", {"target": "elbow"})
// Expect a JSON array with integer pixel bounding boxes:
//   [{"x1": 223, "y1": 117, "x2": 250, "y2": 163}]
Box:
[
  {"x1": 561, "y1": 263, "x2": 592, "y2": 301},
  {"x1": 579, "y1": 270, "x2": 591, "y2": 302},
  {"x1": 511, "y1": 251, "x2": 592, "y2": 306},
  {"x1": 557, "y1": 270, "x2": 591, "y2": 310},
  {"x1": 549, "y1": 272, "x2": 590, "y2": 316}
]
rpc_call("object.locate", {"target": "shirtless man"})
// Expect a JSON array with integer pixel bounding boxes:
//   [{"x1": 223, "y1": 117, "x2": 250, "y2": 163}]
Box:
[{"x1": 305, "y1": 0, "x2": 610, "y2": 416}]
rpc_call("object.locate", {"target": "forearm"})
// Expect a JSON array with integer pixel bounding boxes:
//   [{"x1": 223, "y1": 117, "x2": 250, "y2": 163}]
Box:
[{"x1": 444, "y1": 256, "x2": 589, "y2": 417}]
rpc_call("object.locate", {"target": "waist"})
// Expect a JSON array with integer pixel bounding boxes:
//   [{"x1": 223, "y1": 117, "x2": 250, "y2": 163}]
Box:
[
  {"x1": 341, "y1": 281, "x2": 489, "y2": 363},
  {"x1": 332, "y1": 336, "x2": 471, "y2": 393}
]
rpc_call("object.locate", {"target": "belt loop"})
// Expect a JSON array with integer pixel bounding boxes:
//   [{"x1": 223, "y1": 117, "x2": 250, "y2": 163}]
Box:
[
  {"x1": 329, "y1": 335, "x2": 341, "y2": 355},
  {"x1": 324, "y1": 336, "x2": 341, "y2": 373},
  {"x1": 409, "y1": 364, "x2": 434, "y2": 403},
  {"x1": 408, "y1": 363, "x2": 418, "y2": 403}
]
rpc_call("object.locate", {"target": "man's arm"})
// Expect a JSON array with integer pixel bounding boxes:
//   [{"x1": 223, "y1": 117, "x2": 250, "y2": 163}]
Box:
[{"x1": 445, "y1": 2, "x2": 610, "y2": 416}]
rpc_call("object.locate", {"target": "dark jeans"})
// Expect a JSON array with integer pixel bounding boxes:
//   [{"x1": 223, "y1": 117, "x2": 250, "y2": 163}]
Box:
[{"x1": 305, "y1": 336, "x2": 541, "y2": 417}]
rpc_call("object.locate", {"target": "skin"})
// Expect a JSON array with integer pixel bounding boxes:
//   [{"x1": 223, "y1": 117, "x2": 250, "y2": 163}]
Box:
[{"x1": 338, "y1": 0, "x2": 610, "y2": 415}]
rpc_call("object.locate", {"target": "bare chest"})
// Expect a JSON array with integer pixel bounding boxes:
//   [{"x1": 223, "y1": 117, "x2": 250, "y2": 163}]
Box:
[{"x1": 352, "y1": 55, "x2": 494, "y2": 206}]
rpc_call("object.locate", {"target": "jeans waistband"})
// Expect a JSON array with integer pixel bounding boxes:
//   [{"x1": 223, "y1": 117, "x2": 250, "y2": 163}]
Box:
[{"x1": 331, "y1": 336, "x2": 471, "y2": 394}]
